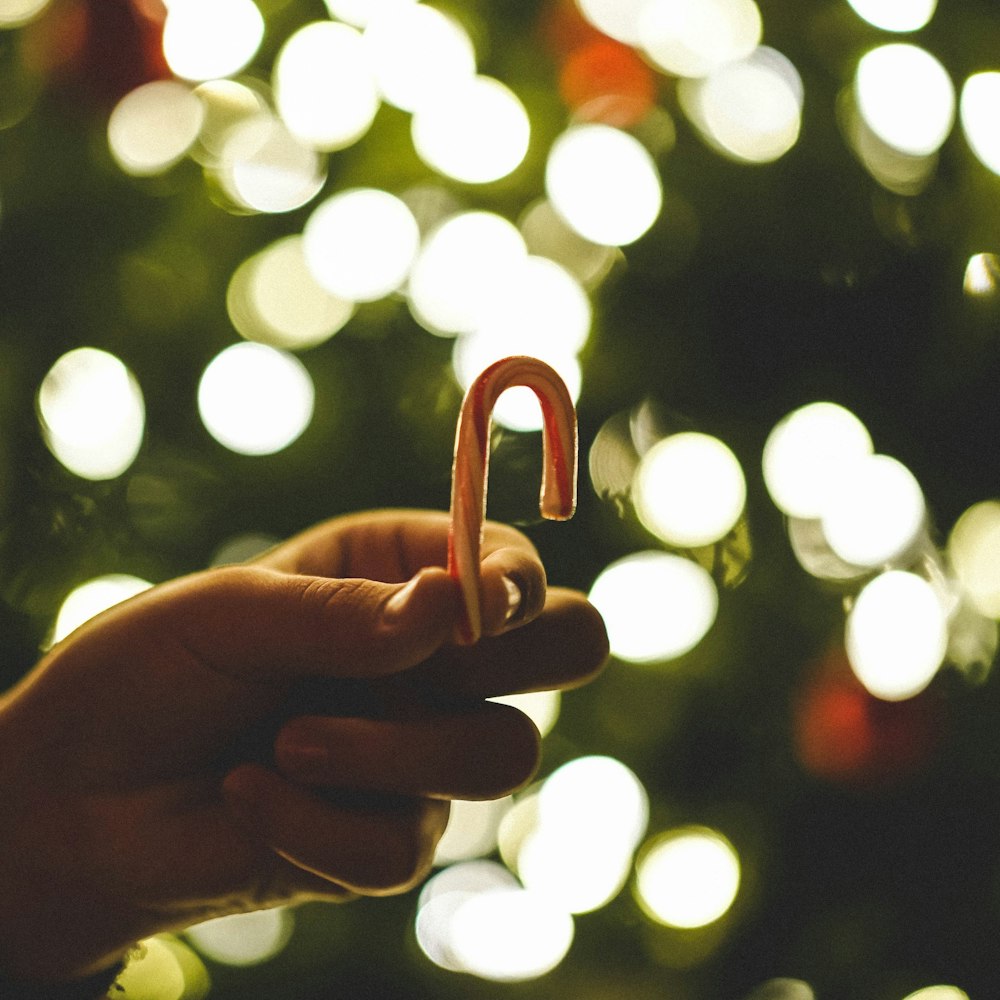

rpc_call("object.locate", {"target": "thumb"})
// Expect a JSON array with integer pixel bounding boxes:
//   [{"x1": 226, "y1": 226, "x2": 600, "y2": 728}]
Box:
[{"x1": 144, "y1": 565, "x2": 460, "y2": 682}]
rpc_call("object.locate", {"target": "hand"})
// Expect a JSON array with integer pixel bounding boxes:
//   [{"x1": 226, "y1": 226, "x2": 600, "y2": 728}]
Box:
[{"x1": 0, "y1": 510, "x2": 608, "y2": 984}]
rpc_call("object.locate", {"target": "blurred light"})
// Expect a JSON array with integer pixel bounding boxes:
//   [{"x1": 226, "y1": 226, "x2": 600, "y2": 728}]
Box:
[
  {"x1": 588, "y1": 410, "x2": 640, "y2": 504},
  {"x1": 116, "y1": 937, "x2": 191, "y2": 1000},
  {"x1": 588, "y1": 551, "x2": 718, "y2": 663},
  {"x1": 497, "y1": 791, "x2": 541, "y2": 874},
  {"x1": 844, "y1": 102, "x2": 939, "y2": 195},
  {"x1": 274, "y1": 21, "x2": 379, "y2": 151},
  {"x1": 198, "y1": 342, "x2": 314, "y2": 456},
  {"x1": 324, "y1": 0, "x2": 417, "y2": 28},
  {"x1": 960, "y1": 72, "x2": 1000, "y2": 176},
  {"x1": 744, "y1": 979, "x2": 816, "y2": 1000},
  {"x1": 185, "y1": 909, "x2": 294, "y2": 966},
  {"x1": 38, "y1": 347, "x2": 145, "y2": 481},
  {"x1": 634, "y1": 827, "x2": 741, "y2": 928},
  {"x1": 210, "y1": 532, "x2": 280, "y2": 565},
  {"x1": 448, "y1": 887, "x2": 574, "y2": 981},
  {"x1": 963, "y1": 252, "x2": 1000, "y2": 297},
  {"x1": 820, "y1": 454, "x2": 925, "y2": 568},
  {"x1": 303, "y1": 188, "x2": 420, "y2": 302},
  {"x1": 575, "y1": 0, "x2": 646, "y2": 45},
  {"x1": 855, "y1": 44, "x2": 955, "y2": 156},
  {"x1": 411, "y1": 75, "x2": 531, "y2": 184},
  {"x1": 946, "y1": 600, "x2": 998, "y2": 684},
  {"x1": 108, "y1": 81, "x2": 204, "y2": 177},
  {"x1": 490, "y1": 690, "x2": 561, "y2": 737},
  {"x1": 559, "y1": 39, "x2": 656, "y2": 128},
  {"x1": 364, "y1": 4, "x2": 476, "y2": 112},
  {"x1": 545, "y1": 124, "x2": 662, "y2": 246},
  {"x1": 433, "y1": 797, "x2": 512, "y2": 866},
  {"x1": 786, "y1": 517, "x2": 870, "y2": 583},
  {"x1": 452, "y1": 333, "x2": 581, "y2": 433},
  {"x1": 846, "y1": 0, "x2": 937, "y2": 32},
  {"x1": 0, "y1": 0, "x2": 51, "y2": 27},
  {"x1": 52, "y1": 574, "x2": 153, "y2": 645},
  {"x1": 846, "y1": 571, "x2": 948, "y2": 701},
  {"x1": 679, "y1": 47, "x2": 803, "y2": 163},
  {"x1": 163, "y1": 0, "x2": 264, "y2": 83},
  {"x1": 901, "y1": 988, "x2": 970, "y2": 1000},
  {"x1": 407, "y1": 211, "x2": 528, "y2": 336},
  {"x1": 948, "y1": 500, "x2": 1000, "y2": 618},
  {"x1": 190, "y1": 80, "x2": 268, "y2": 168},
  {"x1": 216, "y1": 115, "x2": 326, "y2": 214},
  {"x1": 519, "y1": 199, "x2": 618, "y2": 288},
  {"x1": 763, "y1": 402, "x2": 874, "y2": 519},
  {"x1": 634, "y1": 432, "x2": 746, "y2": 547},
  {"x1": 638, "y1": 0, "x2": 762, "y2": 79},
  {"x1": 228, "y1": 236, "x2": 355, "y2": 350}
]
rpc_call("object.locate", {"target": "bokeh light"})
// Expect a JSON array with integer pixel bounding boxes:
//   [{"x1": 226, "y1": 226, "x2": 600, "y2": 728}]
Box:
[
  {"x1": 190, "y1": 80, "x2": 268, "y2": 168},
  {"x1": 51, "y1": 574, "x2": 153, "y2": 646},
  {"x1": 846, "y1": 0, "x2": 937, "y2": 32},
  {"x1": 162, "y1": 0, "x2": 265, "y2": 83},
  {"x1": 433, "y1": 797, "x2": 512, "y2": 866},
  {"x1": 634, "y1": 431, "x2": 746, "y2": 547},
  {"x1": 274, "y1": 21, "x2": 380, "y2": 151},
  {"x1": 518, "y1": 199, "x2": 618, "y2": 287},
  {"x1": 304, "y1": 188, "x2": 420, "y2": 302},
  {"x1": 0, "y1": 0, "x2": 50, "y2": 27},
  {"x1": 108, "y1": 81, "x2": 204, "y2": 177},
  {"x1": 363, "y1": 3, "x2": 476, "y2": 112},
  {"x1": 228, "y1": 236, "x2": 355, "y2": 350},
  {"x1": 575, "y1": 0, "x2": 646, "y2": 45},
  {"x1": 116, "y1": 936, "x2": 209, "y2": 1000},
  {"x1": 490, "y1": 690, "x2": 561, "y2": 738},
  {"x1": 185, "y1": 909, "x2": 294, "y2": 967},
  {"x1": 901, "y1": 988, "x2": 970, "y2": 1000},
  {"x1": 407, "y1": 211, "x2": 528, "y2": 336},
  {"x1": 634, "y1": 826, "x2": 741, "y2": 929},
  {"x1": 763, "y1": 402, "x2": 873, "y2": 519},
  {"x1": 679, "y1": 47, "x2": 803, "y2": 163},
  {"x1": 960, "y1": 72, "x2": 1000, "y2": 177},
  {"x1": 819, "y1": 454, "x2": 925, "y2": 568},
  {"x1": 411, "y1": 75, "x2": 531, "y2": 184},
  {"x1": 948, "y1": 500, "x2": 1000, "y2": 619},
  {"x1": 963, "y1": 252, "x2": 1000, "y2": 297},
  {"x1": 846, "y1": 571, "x2": 948, "y2": 701},
  {"x1": 38, "y1": 347, "x2": 146, "y2": 481},
  {"x1": 324, "y1": 0, "x2": 417, "y2": 29},
  {"x1": 638, "y1": 0, "x2": 763, "y2": 79},
  {"x1": 215, "y1": 115, "x2": 326, "y2": 214},
  {"x1": 588, "y1": 551, "x2": 718, "y2": 663},
  {"x1": 197, "y1": 342, "x2": 315, "y2": 456},
  {"x1": 545, "y1": 124, "x2": 662, "y2": 246},
  {"x1": 854, "y1": 44, "x2": 955, "y2": 157},
  {"x1": 744, "y1": 980, "x2": 816, "y2": 1000}
]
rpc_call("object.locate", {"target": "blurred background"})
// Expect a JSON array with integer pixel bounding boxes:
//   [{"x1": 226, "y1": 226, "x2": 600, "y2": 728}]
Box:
[{"x1": 2, "y1": 0, "x2": 1000, "y2": 998}]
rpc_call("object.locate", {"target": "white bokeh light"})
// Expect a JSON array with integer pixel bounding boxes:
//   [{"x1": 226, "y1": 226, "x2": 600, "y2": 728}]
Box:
[
  {"x1": 960, "y1": 72, "x2": 1000, "y2": 177},
  {"x1": 490, "y1": 690, "x2": 561, "y2": 738},
  {"x1": 198, "y1": 342, "x2": 315, "y2": 456},
  {"x1": 228, "y1": 236, "x2": 355, "y2": 350},
  {"x1": 588, "y1": 551, "x2": 718, "y2": 663},
  {"x1": 901, "y1": 988, "x2": 970, "y2": 1000},
  {"x1": 635, "y1": 827, "x2": 741, "y2": 928},
  {"x1": 303, "y1": 188, "x2": 420, "y2": 302},
  {"x1": 855, "y1": 44, "x2": 955, "y2": 156},
  {"x1": 546, "y1": 124, "x2": 662, "y2": 246},
  {"x1": 38, "y1": 348, "x2": 145, "y2": 481},
  {"x1": 846, "y1": 0, "x2": 937, "y2": 32},
  {"x1": 186, "y1": 909, "x2": 294, "y2": 967},
  {"x1": 108, "y1": 81, "x2": 204, "y2": 177},
  {"x1": 0, "y1": 0, "x2": 50, "y2": 27},
  {"x1": 274, "y1": 21, "x2": 380, "y2": 151},
  {"x1": 433, "y1": 797, "x2": 512, "y2": 867},
  {"x1": 364, "y1": 4, "x2": 476, "y2": 112},
  {"x1": 634, "y1": 432, "x2": 746, "y2": 547},
  {"x1": 820, "y1": 454, "x2": 926, "y2": 568},
  {"x1": 948, "y1": 501, "x2": 1000, "y2": 619},
  {"x1": 638, "y1": 0, "x2": 762, "y2": 79},
  {"x1": 324, "y1": 0, "x2": 417, "y2": 28},
  {"x1": 846, "y1": 571, "x2": 948, "y2": 701},
  {"x1": 408, "y1": 211, "x2": 527, "y2": 336},
  {"x1": 575, "y1": 0, "x2": 647, "y2": 45},
  {"x1": 163, "y1": 0, "x2": 264, "y2": 83},
  {"x1": 412, "y1": 75, "x2": 530, "y2": 184},
  {"x1": 763, "y1": 402, "x2": 874, "y2": 519},
  {"x1": 51, "y1": 574, "x2": 153, "y2": 646}
]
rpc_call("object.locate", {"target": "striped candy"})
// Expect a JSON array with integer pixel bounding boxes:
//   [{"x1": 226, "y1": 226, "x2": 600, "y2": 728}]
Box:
[{"x1": 447, "y1": 356, "x2": 578, "y2": 644}]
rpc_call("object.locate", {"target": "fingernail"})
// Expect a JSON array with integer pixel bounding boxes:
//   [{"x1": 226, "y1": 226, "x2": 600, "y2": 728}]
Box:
[
  {"x1": 383, "y1": 573, "x2": 422, "y2": 623},
  {"x1": 502, "y1": 575, "x2": 523, "y2": 623}
]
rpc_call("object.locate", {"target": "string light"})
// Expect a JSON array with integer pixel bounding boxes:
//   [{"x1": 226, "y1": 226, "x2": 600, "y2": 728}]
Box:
[
  {"x1": 960, "y1": 72, "x2": 1000, "y2": 177},
  {"x1": 948, "y1": 500, "x2": 1000, "y2": 619},
  {"x1": 185, "y1": 909, "x2": 294, "y2": 967},
  {"x1": 162, "y1": 0, "x2": 265, "y2": 83}
]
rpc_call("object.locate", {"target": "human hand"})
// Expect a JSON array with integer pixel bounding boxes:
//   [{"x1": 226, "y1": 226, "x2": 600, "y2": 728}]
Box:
[{"x1": 0, "y1": 510, "x2": 608, "y2": 984}]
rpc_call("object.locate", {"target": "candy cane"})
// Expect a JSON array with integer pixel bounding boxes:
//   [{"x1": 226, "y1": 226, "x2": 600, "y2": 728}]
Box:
[{"x1": 448, "y1": 355, "x2": 578, "y2": 644}]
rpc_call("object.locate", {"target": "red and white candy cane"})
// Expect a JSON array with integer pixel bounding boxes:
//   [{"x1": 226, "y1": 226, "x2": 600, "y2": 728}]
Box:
[{"x1": 447, "y1": 355, "x2": 578, "y2": 645}]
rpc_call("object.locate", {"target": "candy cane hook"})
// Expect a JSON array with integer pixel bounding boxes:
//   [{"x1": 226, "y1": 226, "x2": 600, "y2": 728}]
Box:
[{"x1": 447, "y1": 355, "x2": 578, "y2": 645}]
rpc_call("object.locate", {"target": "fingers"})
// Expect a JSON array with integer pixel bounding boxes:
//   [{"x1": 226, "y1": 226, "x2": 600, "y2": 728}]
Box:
[
  {"x1": 147, "y1": 563, "x2": 460, "y2": 682},
  {"x1": 223, "y1": 764, "x2": 449, "y2": 896},
  {"x1": 411, "y1": 587, "x2": 610, "y2": 700},
  {"x1": 273, "y1": 702, "x2": 540, "y2": 801}
]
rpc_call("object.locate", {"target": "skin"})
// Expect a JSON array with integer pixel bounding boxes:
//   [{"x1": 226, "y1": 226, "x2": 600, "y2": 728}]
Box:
[{"x1": 0, "y1": 510, "x2": 609, "y2": 985}]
